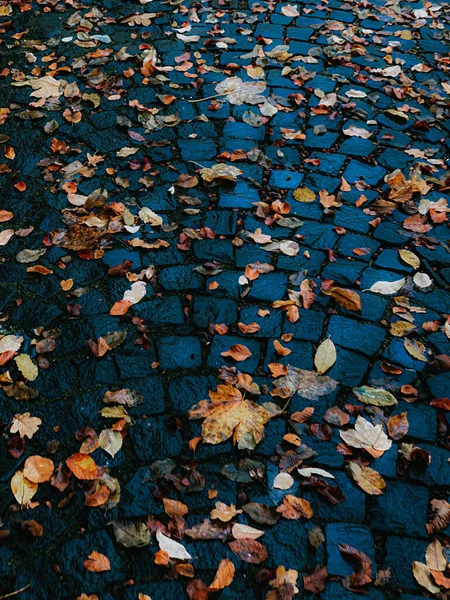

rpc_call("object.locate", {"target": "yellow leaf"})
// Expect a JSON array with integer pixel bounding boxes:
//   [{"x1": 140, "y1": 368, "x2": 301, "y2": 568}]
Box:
[
  {"x1": 14, "y1": 354, "x2": 38, "y2": 381},
  {"x1": 11, "y1": 471, "x2": 38, "y2": 504},
  {"x1": 314, "y1": 338, "x2": 336, "y2": 374},
  {"x1": 189, "y1": 385, "x2": 271, "y2": 450}
]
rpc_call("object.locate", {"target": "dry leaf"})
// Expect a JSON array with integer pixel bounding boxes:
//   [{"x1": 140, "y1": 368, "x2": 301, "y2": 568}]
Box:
[
  {"x1": 66, "y1": 453, "x2": 98, "y2": 480},
  {"x1": 314, "y1": 338, "x2": 336, "y2": 374},
  {"x1": 23, "y1": 455, "x2": 54, "y2": 483},
  {"x1": 229, "y1": 538, "x2": 268, "y2": 563},
  {"x1": 346, "y1": 462, "x2": 386, "y2": 495},
  {"x1": 156, "y1": 530, "x2": 192, "y2": 560},
  {"x1": 340, "y1": 416, "x2": 392, "y2": 457},
  {"x1": 83, "y1": 551, "x2": 111, "y2": 573},
  {"x1": 189, "y1": 385, "x2": 271, "y2": 450},
  {"x1": 221, "y1": 344, "x2": 252, "y2": 362},
  {"x1": 209, "y1": 559, "x2": 235, "y2": 591},
  {"x1": 10, "y1": 412, "x2": 41, "y2": 439},
  {"x1": 11, "y1": 471, "x2": 38, "y2": 504}
]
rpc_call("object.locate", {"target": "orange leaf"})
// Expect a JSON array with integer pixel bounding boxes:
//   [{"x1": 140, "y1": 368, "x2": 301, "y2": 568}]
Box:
[
  {"x1": 83, "y1": 551, "x2": 111, "y2": 572},
  {"x1": 221, "y1": 344, "x2": 252, "y2": 362},
  {"x1": 209, "y1": 559, "x2": 235, "y2": 591},
  {"x1": 238, "y1": 322, "x2": 260, "y2": 334},
  {"x1": 273, "y1": 339, "x2": 291, "y2": 356},
  {"x1": 23, "y1": 455, "x2": 54, "y2": 483},
  {"x1": 163, "y1": 498, "x2": 189, "y2": 518},
  {"x1": 66, "y1": 453, "x2": 98, "y2": 480},
  {"x1": 110, "y1": 299, "x2": 132, "y2": 316}
]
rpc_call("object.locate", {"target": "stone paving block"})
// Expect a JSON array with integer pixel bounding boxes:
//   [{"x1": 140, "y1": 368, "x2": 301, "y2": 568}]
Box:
[{"x1": 369, "y1": 482, "x2": 428, "y2": 537}]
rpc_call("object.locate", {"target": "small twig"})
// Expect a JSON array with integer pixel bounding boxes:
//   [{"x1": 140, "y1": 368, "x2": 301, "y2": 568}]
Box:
[
  {"x1": 187, "y1": 93, "x2": 226, "y2": 103},
  {"x1": 0, "y1": 584, "x2": 31, "y2": 599}
]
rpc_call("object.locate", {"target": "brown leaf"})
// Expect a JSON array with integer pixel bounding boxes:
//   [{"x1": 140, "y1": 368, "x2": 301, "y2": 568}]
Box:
[
  {"x1": 242, "y1": 502, "x2": 279, "y2": 525},
  {"x1": 276, "y1": 495, "x2": 313, "y2": 519},
  {"x1": 19, "y1": 520, "x2": 43, "y2": 537},
  {"x1": 346, "y1": 462, "x2": 386, "y2": 495},
  {"x1": 387, "y1": 412, "x2": 409, "y2": 440},
  {"x1": 330, "y1": 287, "x2": 361, "y2": 311},
  {"x1": 290, "y1": 407, "x2": 314, "y2": 423},
  {"x1": 303, "y1": 566, "x2": 328, "y2": 593},
  {"x1": 221, "y1": 344, "x2": 252, "y2": 362},
  {"x1": 189, "y1": 385, "x2": 271, "y2": 450},
  {"x1": 339, "y1": 543, "x2": 372, "y2": 590},
  {"x1": 229, "y1": 538, "x2": 267, "y2": 564},
  {"x1": 187, "y1": 579, "x2": 209, "y2": 600},
  {"x1": 210, "y1": 501, "x2": 242, "y2": 523},
  {"x1": 83, "y1": 551, "x2": 111, "y2": 572},
  {"x1": 427, "y1": 499, "x2": 450, "y2": 534}
]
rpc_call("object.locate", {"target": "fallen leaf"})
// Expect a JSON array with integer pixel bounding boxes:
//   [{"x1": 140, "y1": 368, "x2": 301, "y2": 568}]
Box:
[
  {"x1": 229, "y1": 538, "x2": 267, "y2": 564},
  {"x1": 156, "y1": 530, "x2": 192, "y2": 560},
  {"x1": 209, "y1": 559, "x2": 235, "y2": 591},
  {"x1": 277, "y1": 495, "x2": 313, "y2": 519},
  {"x1": 368, "y1": 278, "x2": 406, "y2": 295},
  {"x1": 11, "y1": 471, "x2": 38, "y2": 504},
  {"x1": 112, "y1": 521, "x2": 150, "y2": 547},
  {"x1": 387, "y1": 413, "x2": 409, "y2": 440},
  {"x1": 314, "y1": 338, "x2": 336, "y2": 374},
  {"x1": 412, "y1": 561, "x2": 440, "y2": 593},
  {"x1": 353, "y1": 386, "x2": 397, "y2": 407},
  {"x1": 66, "y1": 453, "x2": 98, "y2": 480},
  {"x1": 346, "y1": 462, "x2": 386, "y2": 495},
  {"x1": 273, "y1": 472, "x2": 294, "y2": 490},
  {"x1": 221, "y1": 344, "x2": 252, "y2": 362},
  {"x1": 189, "y1": 385, "x2": 271, "y2": 450},
  {"x1": 23, "y1": 455, "x2": 54, "y2": 483},
  {"x1": 273, "y1": 368, "x2": 338, "y2": 401},
  {"x1": 340, "y1": 416, "x2": 392, "y2": 457},
  {"x1": 10, "y1": 412, "x2": 41, "y2": 439},
  {"x1": 83, "y1": 551, "x2": 111, "y2": 573}
]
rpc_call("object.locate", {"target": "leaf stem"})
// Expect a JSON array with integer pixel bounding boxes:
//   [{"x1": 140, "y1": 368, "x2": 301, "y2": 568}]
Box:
[
  {"x1": 0, "y1": 584, "x2": 31, "y2": 599},
  {"x1": 187, "y1": 93, "x2": 226, "y2": 103}
]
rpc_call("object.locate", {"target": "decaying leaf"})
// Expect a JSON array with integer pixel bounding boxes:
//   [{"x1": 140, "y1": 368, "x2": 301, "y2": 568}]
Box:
[
  {"x1": 412, "y1": 561, "x2": 440, "y2": 593},
  {"x1": 346, "y1": 462, "x2": 386, "y2": 495},
  {"x1": 209, "y1": 559, "x2": 235, "y2": 591},
  {"x1": 353, "y1": 386, "x2": 397, "y2": 407},
  {"x1": 199, "y1": 164, "x2": 243, "y2": 182},
  {"x1": 229, "y1": 538, "x2": 268, "y2": 564},
  {"x1": 215, "y1": 77, "x2": 267, "y2": 105},
  {"x1": 189, "y1": 385, "x2": 272, "y2": 450},
  {"x1": 273, "y1": 368, "x2": 338, "y2": 401},
  {"x1": 112, "y1": 521, "x2": 150, "y2": 547}
]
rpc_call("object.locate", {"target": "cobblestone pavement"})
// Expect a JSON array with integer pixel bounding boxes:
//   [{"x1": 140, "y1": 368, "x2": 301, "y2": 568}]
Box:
[{"x1": 0, "y1": 0, "x2": 450, "y2": 598}]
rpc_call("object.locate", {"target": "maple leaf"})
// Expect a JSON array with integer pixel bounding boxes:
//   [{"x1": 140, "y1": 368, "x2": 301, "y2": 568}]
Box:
[
  {"x1": 10, "y1": 412, "x2": 41, "y2": 439},
  {"x1": 199, "y1": 163, "x2": 243, "y2": 182},
  {"x1": 215, "y1": 77, "x2": 267, "y2": 105},
  {"x1": 189, "y1": 384, "x2": 272, "y2": 450},
  {"x1": 272, "y1": 368, "x2": 338, "y2": 401},
  {"x1": 340, "y1": 416, "x2": 392, "y2": 457}
]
